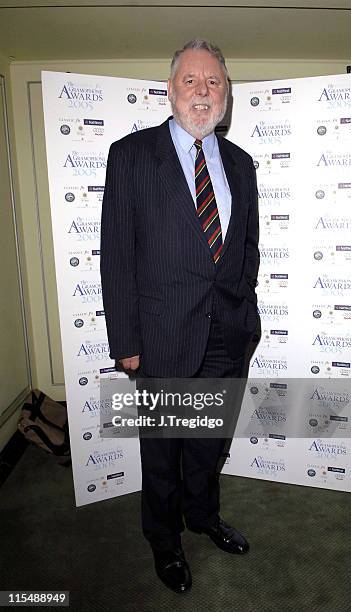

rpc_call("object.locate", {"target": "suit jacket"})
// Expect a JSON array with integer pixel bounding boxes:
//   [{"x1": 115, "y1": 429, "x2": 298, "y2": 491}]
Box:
[{"x1": 100, "y1": 117, "x2": 260, "y2": 377}]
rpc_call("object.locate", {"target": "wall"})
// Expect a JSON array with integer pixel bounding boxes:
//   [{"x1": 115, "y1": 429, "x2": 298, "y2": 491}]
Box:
[
  {"x1": 0, "y1": 51, "x2": 30, "y2": 451},
  {"x1": 9, "y1": 56, "x2": 351, "y2": 401}
]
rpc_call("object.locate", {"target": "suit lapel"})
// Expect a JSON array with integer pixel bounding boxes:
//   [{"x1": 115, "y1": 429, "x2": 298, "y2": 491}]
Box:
[{"x1": 155, "y1": 120, "x2": 215, "y2": 258}]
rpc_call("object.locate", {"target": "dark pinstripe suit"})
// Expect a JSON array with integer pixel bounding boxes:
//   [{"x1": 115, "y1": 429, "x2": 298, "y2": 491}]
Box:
[
  {"x1": 100, "y1": 117, "x2": 260, "y2": 549},
  {"x1": 100, "y1": 117, "x2": 259, "y2": 377}
]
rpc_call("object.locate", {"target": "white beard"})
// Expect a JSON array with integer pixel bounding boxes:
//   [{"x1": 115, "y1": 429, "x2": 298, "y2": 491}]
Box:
[{"x1": 170, "y1": 94, "x2": 227, "y2": 139}]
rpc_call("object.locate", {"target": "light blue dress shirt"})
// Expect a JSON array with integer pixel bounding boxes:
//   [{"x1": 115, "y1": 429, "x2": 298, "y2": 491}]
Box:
[{"x1": 169, "y1": 117, "x2": 232, "y2": 241}]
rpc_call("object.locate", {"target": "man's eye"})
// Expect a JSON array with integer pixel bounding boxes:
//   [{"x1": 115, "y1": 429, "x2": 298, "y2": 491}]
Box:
[
  {"x1": 209, "y1": 80, "x2": 218, "y2": 85},
  {"x1": 186, "y1": 79, "x2": 193, "y2": 84}
]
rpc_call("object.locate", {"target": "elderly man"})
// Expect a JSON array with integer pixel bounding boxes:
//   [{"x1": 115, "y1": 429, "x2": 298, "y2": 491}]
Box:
[{"x1": 101, "y1": 39, "x2": 260, "y2": 593}]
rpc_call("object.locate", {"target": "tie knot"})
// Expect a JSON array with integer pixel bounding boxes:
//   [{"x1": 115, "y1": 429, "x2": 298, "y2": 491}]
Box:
[{"x1": 194, "y1": 139, "x2": 202, "y2": 150}]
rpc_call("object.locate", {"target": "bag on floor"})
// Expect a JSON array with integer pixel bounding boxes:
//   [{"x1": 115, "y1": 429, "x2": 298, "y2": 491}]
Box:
[{"x1": 18, "y1": 390, "x2": 70, "y2": 462}]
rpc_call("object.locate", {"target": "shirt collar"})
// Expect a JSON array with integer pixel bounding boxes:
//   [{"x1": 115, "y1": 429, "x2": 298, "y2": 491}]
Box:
[{"x1": 170, "y1": 117, "x2": 216, "y2": 159}]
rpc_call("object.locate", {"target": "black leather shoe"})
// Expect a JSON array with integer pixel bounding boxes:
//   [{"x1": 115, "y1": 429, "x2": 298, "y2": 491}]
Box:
[
  {"x1": 153, "y1": 547, "x2": 192, "y2": 593},
  {"x1": 192, "y1": 518, "x2": 249, "y2": 554}
]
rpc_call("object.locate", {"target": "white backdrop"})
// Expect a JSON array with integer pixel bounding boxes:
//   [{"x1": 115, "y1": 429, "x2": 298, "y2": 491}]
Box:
[
  {"x1": 42, "y1": 72, "x2": 170, "y2": 505},
  {"x1": 42, "y1": 71, "x2": 351, "y2": 506},
  {"x1": 223, "y1": 75, "x2": 351, "y2": 491}
]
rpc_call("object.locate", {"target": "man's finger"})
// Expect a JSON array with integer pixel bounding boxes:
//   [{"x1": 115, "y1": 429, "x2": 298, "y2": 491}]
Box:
[{"x1": 119, "y1": 355, "x2": 140, "y2": 371}]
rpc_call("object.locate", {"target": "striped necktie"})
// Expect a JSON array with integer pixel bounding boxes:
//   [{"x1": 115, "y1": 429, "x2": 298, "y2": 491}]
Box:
[{"x1": 194, "y1": 139, "x2": 223, "y2": 263}]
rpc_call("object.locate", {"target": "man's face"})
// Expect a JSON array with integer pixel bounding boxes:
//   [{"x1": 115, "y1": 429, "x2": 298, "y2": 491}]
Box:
[{"x1": 168, "y1": 48, "x2": 229, "y2": 139}]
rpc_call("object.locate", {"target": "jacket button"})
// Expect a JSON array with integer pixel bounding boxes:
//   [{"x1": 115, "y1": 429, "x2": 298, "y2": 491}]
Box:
[{"x1": 206, "y1": 312, "x2": 212, "y2": 319}]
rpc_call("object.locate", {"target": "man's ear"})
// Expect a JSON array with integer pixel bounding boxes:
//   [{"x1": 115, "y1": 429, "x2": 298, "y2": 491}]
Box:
[{"x1": 167, "y1": 78, "x2": 172, "y2": 101}]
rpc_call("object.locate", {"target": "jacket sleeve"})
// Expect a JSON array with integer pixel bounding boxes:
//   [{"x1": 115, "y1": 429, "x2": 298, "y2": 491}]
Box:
[
  {"x1": 100, "y1": 141, "x2": 142, "y2": 361},
  {"x1": 243, "y1": 159, "x2": 260, "y2": 304}
]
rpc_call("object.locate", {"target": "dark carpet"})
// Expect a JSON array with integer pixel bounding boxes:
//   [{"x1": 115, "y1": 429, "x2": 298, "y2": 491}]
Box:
[{"x1": 0, "y1": 443, "x2": 349, "y2": 612}]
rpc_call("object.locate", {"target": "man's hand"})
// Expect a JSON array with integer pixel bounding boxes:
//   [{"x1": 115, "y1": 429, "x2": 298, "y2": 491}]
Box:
[{"x1": 118, "y1": 355, "x2": 140, "y2": 371}]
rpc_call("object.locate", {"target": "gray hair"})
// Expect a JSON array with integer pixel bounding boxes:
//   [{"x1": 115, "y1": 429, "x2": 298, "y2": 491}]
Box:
[{"x1": 170, "y1": 39, "x2": 229, "y2": 81}]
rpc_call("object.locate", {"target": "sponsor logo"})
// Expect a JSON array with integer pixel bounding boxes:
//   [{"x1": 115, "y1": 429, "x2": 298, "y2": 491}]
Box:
[
  {"x1": 60, "y1": 124, "x2": 70, "y2": 135},
  {"x1": 127, "y1": 93, "x2": 137, "y2": 104}
]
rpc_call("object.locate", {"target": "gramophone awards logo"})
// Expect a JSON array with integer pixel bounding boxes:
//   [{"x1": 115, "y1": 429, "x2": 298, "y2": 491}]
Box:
[
  {"x1": 317, "y1": 83, "x2": 351, "y2": 109},
  {"x1": 63, "y1": 151, "x2": 107, "y2": 178},
  {"x1": 311, "y1": 331, "x2": 351, "y2": 356},
  {"x1": 257, "y1": 300, "x2": 289, "y2": 323},
  {"x1": 250, "y1": 353, "x2": 288, "y2": 376},
  {"x1": 313, "y1": 215, "x2": 351, "y2": 234},
  {"x1": 248, "y1": 403, "x2": 288, "y2": 432},
  {"x1": 67, "y1": 217, "x2": 101, "y2": 242},
  {"x1": 316, "y1": 151, "x2": 351, "y2": 168},
  {"x1": 312, "y1": 272, "x2": 351, "y2": 299},
  {"x1": 260, "y1": 245, "x2": 290, "y2": 265},
  {"x1": 76, "y1": 339, "x2": 111, "y2": 364},
  {"x1": 250, "y1": 455, "x2": 286, "y2": 479},
  {"x1": 72, "y1": 280, "x2": 102, "y2": 305},
  {"x1": 257, "y1": 183, "x2": 293, "y2": 209},
  {"x1": 250, "y1": 119, "x2": 292, "y2": 145},
  {"x1": 84, "y1": 446, "x2": 125, "y2": 471},
  {"x1": 245, "y1": 382, "x2": 289, "y2": 439},
  {"x1": 307, "y1": 384, "x2": 351, "y2": 431},
  {"x1": 81, "y1": 394, "x2": 115, "y2": 417},
  {"x1": 58, "y1": 80, "x2": 103, "y2": 110},
  {"x1": 130, "y1": 118, "x2": 162, "y2": 132}
]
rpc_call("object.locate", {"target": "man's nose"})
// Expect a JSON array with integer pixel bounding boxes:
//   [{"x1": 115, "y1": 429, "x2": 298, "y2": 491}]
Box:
[{"x1": 195, "y1": 79, "x2": 209, "y2": 96}]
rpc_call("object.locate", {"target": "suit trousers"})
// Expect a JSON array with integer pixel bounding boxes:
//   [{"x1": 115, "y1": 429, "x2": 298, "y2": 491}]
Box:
[{"x1": 138, "y1": 314, "x2": 245, "y2": 552}]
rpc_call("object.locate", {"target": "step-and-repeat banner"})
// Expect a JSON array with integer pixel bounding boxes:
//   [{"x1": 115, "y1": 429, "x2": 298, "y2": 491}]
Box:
[
  {"x1": 42, "y1": 71, "x2": 351, "y2": 506},
  {"x1": 223, "y1": 74, "x2": 351, "y2": 491},
  {"x1": 42, "y1": 72, "x2": 170, "y2": 505}
]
